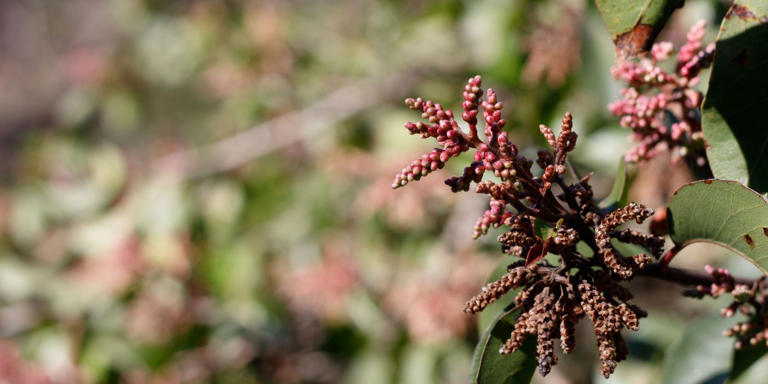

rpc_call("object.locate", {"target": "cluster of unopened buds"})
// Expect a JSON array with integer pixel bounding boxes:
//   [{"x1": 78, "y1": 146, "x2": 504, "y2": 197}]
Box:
[
  {"x1": 686, "y1": 265, "x2": 768, "y2": 349},
  {"x1": 393, "y1": 76, "x2": 666, "y2": 377},
  {"x1": 609, "y1": 21, "x2": 714, "y2": 165}
]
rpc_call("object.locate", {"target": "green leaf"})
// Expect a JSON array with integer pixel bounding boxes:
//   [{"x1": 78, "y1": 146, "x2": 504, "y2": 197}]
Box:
[
  {"x1": 599, "y1": 158, "x2": 629, "y2": 210},
  {"x1": 702, "y1": 0, "x2": 768, "y2": 193},
  {"x1": 594, "y1": 0, "x2": 684, "y2": 57},
  {"x1": 666, "y1": 180, "x2": 768, "y2": 275},
  {"x1": 660, "y1": 314, "x2": 736, "y2": 384},
  {"x1": 470, "y1": 307, "x2": 537, "y2": 384},
  {"x1": 731, "y1": 344, "x2": 768, "y2": 381}
]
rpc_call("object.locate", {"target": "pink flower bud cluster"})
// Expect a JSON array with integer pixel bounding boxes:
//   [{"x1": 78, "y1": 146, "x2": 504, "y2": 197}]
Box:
[
  {"x1": 677, "y1": 20, "x2": 707, "y2": 69},
  {"x1": 687, "y1": 266, "x2": 768, "y2": 350},
  {"x1": 473, "y1": 198, "x2": 514, "y2": 239},
  {"x1": 472, "y1": 89, "x2": 520, "y2": 182},
  {"x1": 392, "y1": 77, "x2": 520, "y2": 190},
  {"x1": 393, "y1": 76, "x2": 579, "y2": 242},
  {"x1": 703, "y1": 265, "x2": 735, "y2": 297},
  {"x1": 392, "y1": 77, "x2": 669, "y2": 379},
  {"x1": 651, "y1": 41, "x2": 673, "y2": 61},
  {"x1": 392, "y1": 97, "x2": 473, "y2": 188},
  {"x1": 608, "y1": 21, "x2": 714, "y2": 166},
  {"x1": 462, "y1": 75, "x2": 483, "y2": 137}
]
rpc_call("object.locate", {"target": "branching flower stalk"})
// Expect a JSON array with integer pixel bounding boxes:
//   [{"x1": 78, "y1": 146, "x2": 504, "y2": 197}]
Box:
[
  {"x1": 686, "y1": 266, "x2": 768, "y2": 349},
  {"x1": 609, "y1": 21, "x2": 715, "y2": 166},
  {"x1": 391, "y1": 74, "x2": 768, "y2": 378},
  {"x1": 392, "y1": 75, "x2": 667, "y2": 377}
]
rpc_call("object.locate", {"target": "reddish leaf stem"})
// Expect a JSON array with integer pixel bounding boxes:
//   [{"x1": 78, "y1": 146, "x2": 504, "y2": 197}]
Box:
[{"x1": 658, "y1": 244, "x2": 683, "y2": 269}]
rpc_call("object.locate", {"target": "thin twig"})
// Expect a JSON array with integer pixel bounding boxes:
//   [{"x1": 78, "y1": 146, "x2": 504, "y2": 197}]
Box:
[{"x1": 637, "y1": 263, "x2": 755, "y2": 286}]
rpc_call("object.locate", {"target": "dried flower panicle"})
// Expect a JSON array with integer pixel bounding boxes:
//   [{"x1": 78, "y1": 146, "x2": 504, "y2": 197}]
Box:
[
  {"x1": 609, "y1": 21, "x2": 714, "y2": 166},
  {"x1": 463, "y1": 265, "x2": 646, "y2": 377},
  {"x1": 394, "y1": 76, "x2": 665, "y2": 377},
  {"x1": 595, "y1": 203, "x2": 657, "y2": 278},
  {"x1": 686, "y1": 265, "x2": 768, "y2": 350}
]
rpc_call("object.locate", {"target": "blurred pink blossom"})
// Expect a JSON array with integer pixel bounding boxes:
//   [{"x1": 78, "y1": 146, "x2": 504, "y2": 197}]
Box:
[
  {"x1": 276, "y1": 242, "x2": 359, "y2": 323},
  {"x1": 609, "y1": 21, "x2": 714, "y2": 166}
]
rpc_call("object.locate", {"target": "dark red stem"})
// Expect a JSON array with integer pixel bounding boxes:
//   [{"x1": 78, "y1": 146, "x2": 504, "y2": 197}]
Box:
[
  {"x1": 637, "y1": 263, "x2": 756, "y2": 286},
  {"x1": 658, "y1": 244, "x2": 682, "y2": 270}
]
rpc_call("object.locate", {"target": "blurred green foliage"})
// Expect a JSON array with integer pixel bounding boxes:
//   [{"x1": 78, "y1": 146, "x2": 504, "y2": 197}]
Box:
[{"x1": 0, "y1": 0, "x2": 765, "y2": 383}]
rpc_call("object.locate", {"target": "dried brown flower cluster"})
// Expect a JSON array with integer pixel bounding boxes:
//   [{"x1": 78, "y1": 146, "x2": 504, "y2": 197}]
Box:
[
  {"x1": 686, "y1": 265, "x2": 768, "y2": 349},
  {"x1": 393, "y1": 76, "x2": 665, "y2": 377},
  {"x1": 464, "y1": 262, "x2": 647, "y2": 376},
  {"x1": 596, "y1": 203, "x2": 664, "y2": 278}
]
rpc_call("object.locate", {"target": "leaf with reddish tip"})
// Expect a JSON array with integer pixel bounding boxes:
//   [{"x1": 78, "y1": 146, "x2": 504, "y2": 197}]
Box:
[
  {"x1": 666, "y1": 179, "x2": 768, "y2": 275},
  {"x1": 701, "y1": 0, "x2": 768, "y2": 193},
  {"x1": 594, "y1": 0, "x2": 684, "y2": 57},
  {"x1": 525, "y1": 240, "x2": 550, "y2": 267},
  {"x1": 471, "y1": 307, "x2": 537, "y2": 384}
]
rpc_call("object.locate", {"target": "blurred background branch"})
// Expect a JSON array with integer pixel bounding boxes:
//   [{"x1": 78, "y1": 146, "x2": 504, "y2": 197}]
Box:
[{"x1": 154, "y1": 71, "x2": 419, "y2": 180}]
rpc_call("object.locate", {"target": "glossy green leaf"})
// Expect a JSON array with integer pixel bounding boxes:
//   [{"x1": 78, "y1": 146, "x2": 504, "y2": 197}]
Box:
[
  {"x1": 731, "y1": 344, "x2": 768, "y2": 381},
  {"x1": 471, "y1": 307, "x2": 537, "y2": 384},
  {"x1": 660, "y1": 314, "x2": 736, "y2": 384},
  {"x1": 702, "y1": 0, "x2": 768, "y2": 193},
  {"x1": 599, "y1": 158, "x2": 628, "y2": 210},
  {"x1": 594, "y1": 0, "x2": 684, "y2": 57},
  {"x1": 667, "y1": 180, "x2": 768, "y2": 275}
]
